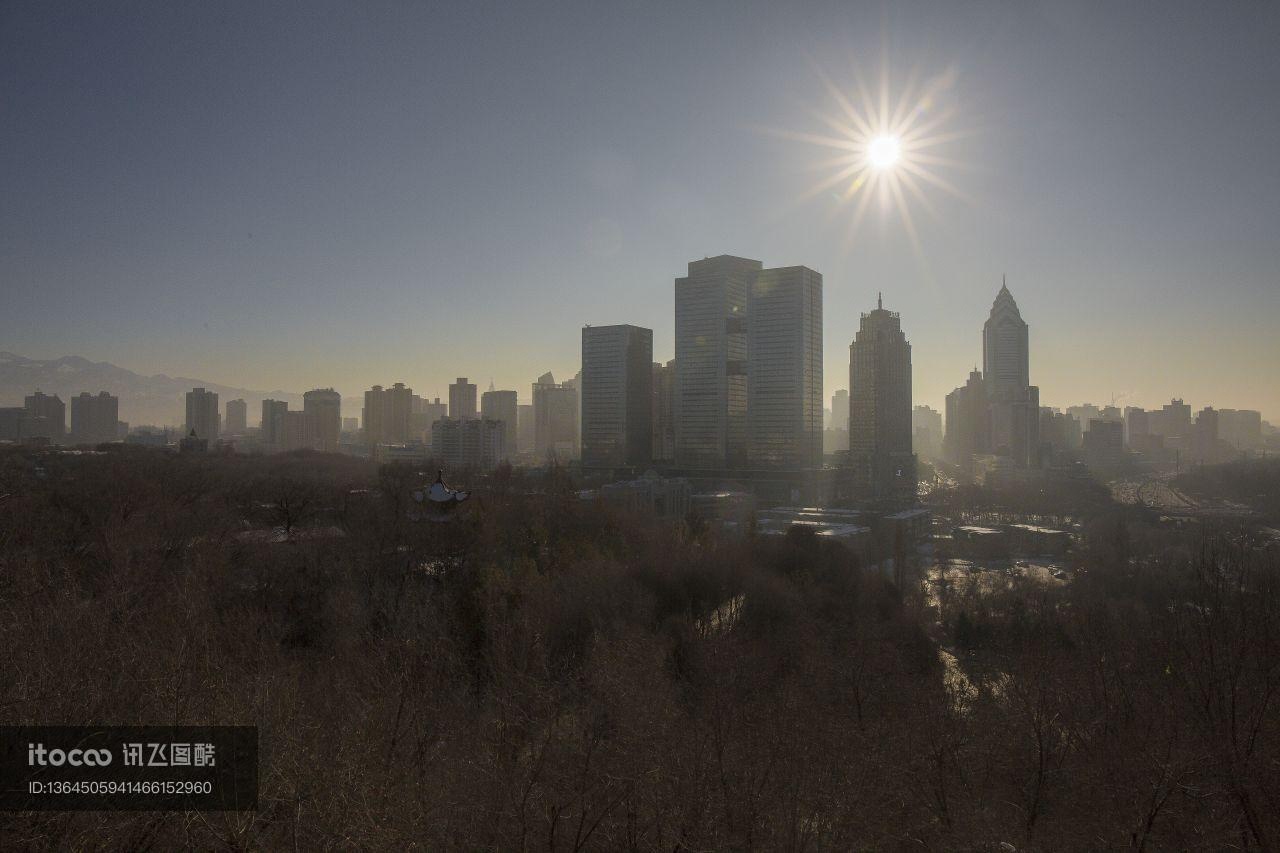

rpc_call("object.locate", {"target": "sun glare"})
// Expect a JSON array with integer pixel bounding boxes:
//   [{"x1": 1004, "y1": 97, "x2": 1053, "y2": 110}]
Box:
[
  {"x1": 867, "y1": 135, "x2": 900, "y2": 169},
  {"x1": 761, "y1": 59, "x2": 967, "y2": 257}
]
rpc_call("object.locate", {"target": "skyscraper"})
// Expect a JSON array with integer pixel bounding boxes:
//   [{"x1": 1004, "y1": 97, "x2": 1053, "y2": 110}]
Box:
[
  {"x1": 848, "y1": 294, "x2": 914, "y2": 499},
  {"x1": 945, "y1": 369, "x2": 989, "y2": 464},
  {"x1": 69, "y1": 391, "x2": 118, "y2": 445},
  {"x1": 517, "y1": 404, "x2": 535, "y2": 454},
  {"x1": 224, "y1": 398, "x2": 247, "y2": 435},
  {"x1": 651, "y1": 360, "x2": 676, "y2": 463},
  {"x1": 480, "y1": 389, "x2": 518, "y2": 460},
  {"x1": 23, "y1": 391, "x2": 65, "y2": 443},
  {"x1": 983, "y1": 281, "x2": 1029, "y2": 393},
  {"x1": 303, "y1": 388, "x2": 342, "y2": 452},
  {"x1": 581, "y1": 324, "x2": 653, "y2": 469},
  {"x1": 431, "y1": 417, "x2": 506, "y2": 471},
  {"x1": 983, "y1": 281, "x2": 1040, "y2": 466},
  {"x1": 261, "y1": 399, "x2": 288, "y2": 449},
  {"x1": 746, "y1": 265, "x2": 823, "y2": 469},
  {"x1": 831, "y1": 390, "x2": 849, "y2": 432},
  {"x1": 184, "y1": 388, "x2": 220, "y2": 442},
  {"x1": 674, "y1": 255, "x2": 757, "y2": 468},
  {"x1": 363, "y1": 383, "x2": 413, "y2": 445},
  {"x1": 449, "y1": 378, "x2": 477, "y2": 421},
  {"x1": 532, "y1": 372, "x2": 578, "y2": 460}
]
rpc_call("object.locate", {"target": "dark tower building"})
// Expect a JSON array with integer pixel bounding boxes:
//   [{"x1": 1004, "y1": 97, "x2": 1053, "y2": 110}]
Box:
[
  {"x1": 581, "y1": 324, "x2": 653, "y2": 469},
  {"x1": 848, "y1": 294, "x2": 915, "y2": 501}
]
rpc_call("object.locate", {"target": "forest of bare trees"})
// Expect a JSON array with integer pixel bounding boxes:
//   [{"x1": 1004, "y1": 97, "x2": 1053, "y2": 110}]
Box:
[{"x1": 1, "y1": 445, "x2": 1278, "y2": 850}]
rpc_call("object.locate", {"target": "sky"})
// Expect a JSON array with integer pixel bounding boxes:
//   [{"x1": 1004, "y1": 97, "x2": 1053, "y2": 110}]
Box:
[{"x1": 3, "y1": 0, "x2": 1278, "y2": 420}]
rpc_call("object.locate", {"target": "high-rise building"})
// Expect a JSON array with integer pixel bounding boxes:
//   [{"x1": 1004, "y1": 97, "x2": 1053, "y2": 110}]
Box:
[
  {"x1": 1153, "y1": 398, "x2": 1193, "y2": 438},
  {"x1": 747, "y1": 266, "x2": 823, "y2": 469},
  {"x1": 363, "y1": 383, "x2": 414, "y2": 445},
  {"x1": 581, "y1": 324, "x2": 653, "y2": 469},
  {"x1": 982, "y1": 281, "x2": 1039, "y2": 467},
  {"x1": 912, "y1": 405, "x2": 943, "y2": 462},
  {"x1": 651, "y1": 360, "x2": 676, "y2": 463},
  {"x1": 303, "y1": 388, "x2": 342, "y2": 452},
  {"x1": 224, "y1": 398, "x2": 248, "y2": 435},
  {"x1": 341, "y1": 417, "x2": 360, "y2": 434},
  {"x1": 261, "y1": 400, "x2": 288, "y2": 449},
  {"x1": 945, "y1": 369, "x2": 989, "y2": 464},
  {"x1": 283, "y1": 410, "x2": 308, "y2": 451},
  {"x1": 449, "y1": 378, "x2": 478, "y2": 421},
  {"x1": 23, "y1": 391, "x2": 65, "y2": 443},
  {"x1": 517, "y1": 404, "x2": 535, "y2": 454},
  {"x1": 1083, "y1": 419, "x2": 1125, "y2": 468},
  {"x1": 431, "y1": 417, "x2": 506, "y2": 470},
  {"x1": 532, "y1": 372, "x2": 578, "y2": 460},
  {"x1": 1040, "y1": 408, "x2": 1083, "y2": 452},
  {"x1": 1217, "y1": 409, "x2": 1262, "y2": 451},
  {"x1": 674, "y1": 255, "x2": 757, "y2": 468},
  {"x1": 831, "y1": 390, "x2": 849, "y2": 432},
  {"x1": 184, "y1": 388, "x2": 220, "y2": 442},
  {"x1": 70, "y1": 391, "x2": 119, "y2": 445},
  {"x1": 480, "y1": 389, "x2": 519, "y2": 461},
  {"x1": 410, "y1": 396, "x2": 449, "y2": 441},
  {"x1": 848, "y1": 294, "x2": 914, "y2": 499},
  {"x1": 1123, "y1": 406, "x2": 1149, "y2": 447}
]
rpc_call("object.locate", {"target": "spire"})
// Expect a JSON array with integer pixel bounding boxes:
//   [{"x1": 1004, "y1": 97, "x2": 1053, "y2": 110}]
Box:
[{"x1": 877, "y1": 291, "x2": 882, "y2": 310}]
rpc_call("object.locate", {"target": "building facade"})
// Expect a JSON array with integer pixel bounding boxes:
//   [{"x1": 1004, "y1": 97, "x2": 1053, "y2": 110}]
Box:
[
  {"x1": 581, "y1": 324, "x2": 654, "y2": 469},
  {"x1": 261, "y1": 399, "x2": 288, "y2": 450},
  {"x1": 480, "y1": 389, "x2": 518, "y2": 461},
  {"x1": 848, "y1": 294, "x2": 914, "y2": 499},
  {"x1": 983, "y1": 282, "x2": 1039, "y2": 467},
  {"x1": 431, "y1": 416, "x2": 506, "y2": 470},
  {"x1": 449, "y1": 378, "x2": 478, "y2": 421},
  {"x1": 304, "y1": 388, "x2": 342, "y2": 452},
  {"x1": 184, "y1": 388, "x2": 220, "y2": 442},
  {"x1": 224, "y1": 398, "x2": 248, "y2": 435},
  {"x1": 747, "y1": 265, "x2": 823, "y2": 469},
  {"x1": 674, "y1": 255, "x2": 756, "y2": 468},
  {"x1": 24, "y1": 391, "x2": 66, "y2": 443},
  {"x1": 364, "y1": 383, "x2": 414, "y2": 446},
  {"x1": 532, "y1": 372, "x2": 578, "y2": 460},
  {"x1": 70, "y1": 391, "x2": 119, "y2": 445}
]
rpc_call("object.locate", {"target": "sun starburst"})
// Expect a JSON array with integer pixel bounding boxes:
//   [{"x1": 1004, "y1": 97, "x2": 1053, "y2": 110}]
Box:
[{"x1": 762, "y1": 59, "x2": 971, "y2": 258}]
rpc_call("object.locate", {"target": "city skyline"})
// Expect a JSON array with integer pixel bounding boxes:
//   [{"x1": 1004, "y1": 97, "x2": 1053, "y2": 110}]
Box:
[{"x1": 2, "y1": 3, "x2": 1277, "y2": 420}]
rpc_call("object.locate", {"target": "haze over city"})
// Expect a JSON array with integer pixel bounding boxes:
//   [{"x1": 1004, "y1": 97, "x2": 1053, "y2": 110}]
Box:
[{"x1": 3, "y1": 1, "x2": 1278, "y2": 419}]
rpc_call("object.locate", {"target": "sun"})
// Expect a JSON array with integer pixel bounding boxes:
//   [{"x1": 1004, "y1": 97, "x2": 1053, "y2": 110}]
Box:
[
  {"x1": 759, "y1": 59, "x2": 968, "y2": 257},
  {"x1": 867, "y1": 134, "x2": 901, "y2": 170}
]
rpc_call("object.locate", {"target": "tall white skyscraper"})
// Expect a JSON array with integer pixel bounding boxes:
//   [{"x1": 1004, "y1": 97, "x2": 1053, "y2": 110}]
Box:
[
  {"x1": 674, "y1": 255, "x2": 757, "y2": 468},
  {"x1": 581, "y1": 324, "x2": 653, "y2": 469},
  {"x1": 746, "y1": 265, "x2": 823, "y2": 469}
]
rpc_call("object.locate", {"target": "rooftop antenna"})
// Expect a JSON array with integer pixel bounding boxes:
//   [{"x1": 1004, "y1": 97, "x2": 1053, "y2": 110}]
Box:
[{"x1": 877, "y1": 291, "x2": 882, "y2": 310}]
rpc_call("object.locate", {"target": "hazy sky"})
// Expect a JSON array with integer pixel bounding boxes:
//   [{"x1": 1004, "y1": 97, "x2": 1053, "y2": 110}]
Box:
[{"x1": 3, "y1": 1, "x2": 1278, "y2": 419}]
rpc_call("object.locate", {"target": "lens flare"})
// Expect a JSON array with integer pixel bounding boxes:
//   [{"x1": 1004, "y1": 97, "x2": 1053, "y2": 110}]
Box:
[{"x1": 759, "y1": 58, "x2": 970, "y2": 258}]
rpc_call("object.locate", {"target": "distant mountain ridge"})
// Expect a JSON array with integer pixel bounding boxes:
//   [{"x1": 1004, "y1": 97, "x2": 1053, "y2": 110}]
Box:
[{"x1": 0, "y1": 351, "x2": 305, "y2": 428}]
